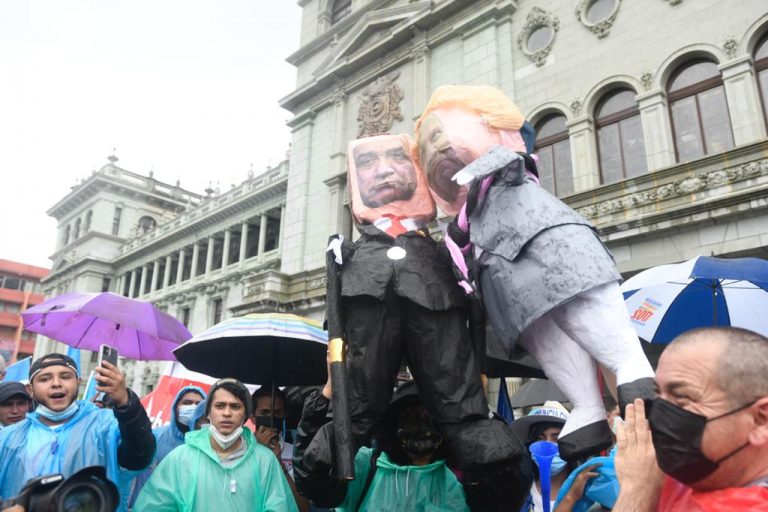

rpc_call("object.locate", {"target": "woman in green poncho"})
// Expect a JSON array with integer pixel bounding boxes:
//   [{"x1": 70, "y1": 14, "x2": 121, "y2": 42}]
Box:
[
  {"x1": 293, "y1": 375, "x2": 473, "y2": 511},
  {"x1": 135, "y1": 378, "x2": 298, "y2": 512}
]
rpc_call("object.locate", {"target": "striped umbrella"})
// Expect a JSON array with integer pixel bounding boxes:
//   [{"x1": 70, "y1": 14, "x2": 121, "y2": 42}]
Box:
[
  {"x1": 621, "y1": 256, "x2": 768, "y2": 343},
  {"x1": 173, "y1": 313, "x2": 328, "y2": 386}
]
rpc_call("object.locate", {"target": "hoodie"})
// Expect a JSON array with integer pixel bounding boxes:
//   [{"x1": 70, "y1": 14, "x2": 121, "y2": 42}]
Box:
[{"x1": 129, "y1": 384, "x2": 206, "y2": 506}]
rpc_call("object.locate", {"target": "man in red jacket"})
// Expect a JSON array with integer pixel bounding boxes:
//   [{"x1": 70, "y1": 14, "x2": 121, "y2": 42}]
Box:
[{"x1": 613, "y1": 327, "x2": 768, "y2": 511}]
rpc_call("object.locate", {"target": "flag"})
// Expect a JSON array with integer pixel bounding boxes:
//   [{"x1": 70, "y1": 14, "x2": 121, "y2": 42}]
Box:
[
  {"x1": 497, "y1": 377, "x2": 515, "y2": 425},
  {"x1": 82, "y1": 370, "x2": 99, "y2": 402},
  {"x1": 4, "y1": 356, "x2": 31, "y2": 383},
  {"x1": 66, "y1": 346, "x2": 81, "y2": 375}
]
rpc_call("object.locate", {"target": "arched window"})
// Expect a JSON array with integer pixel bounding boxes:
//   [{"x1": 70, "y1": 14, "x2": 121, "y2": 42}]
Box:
[
  {"x1": 331, "y1": 0, "x2": 351, "y2": 25},
  {"x1": 668, "y1": 60, "x2": 734, "y2": 163},
  {"x1": 84, "y1": 210, "x2": 93, "y2": 232},
  {"x1": 596, "y1": 88, "x2": 647, "y2": 184},
  {"x1": 73, "y1": 218, "x2": 81, "y2": 239},
  {"x1": 754, "y1": 33, "x2": 768, "y2": 127},
  {"x1": 138, "y1": 216, "x2": 156, "y2": 234},
  {"x1": 534, "y1": 114, "x2": 574, "y2": 196}
]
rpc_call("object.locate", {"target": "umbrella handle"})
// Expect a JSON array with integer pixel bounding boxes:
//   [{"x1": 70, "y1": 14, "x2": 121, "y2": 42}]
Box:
[{"x1": 329, "y1": 337, "x2": 354, "y2": 481}]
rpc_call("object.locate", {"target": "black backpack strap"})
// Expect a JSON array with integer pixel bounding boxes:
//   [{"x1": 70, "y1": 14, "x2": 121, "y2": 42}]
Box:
[{"x1": 354, "y1": 447, "x2": 382, "y2": 512}]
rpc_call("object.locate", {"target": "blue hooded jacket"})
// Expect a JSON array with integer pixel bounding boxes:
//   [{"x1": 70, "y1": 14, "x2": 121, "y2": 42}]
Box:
[
  {"x1": 0, "y1": 400, "x2": 140, "y2": 512},
  {"x1": 129, "y1": 385, "x2": 206, "y2": 506}
]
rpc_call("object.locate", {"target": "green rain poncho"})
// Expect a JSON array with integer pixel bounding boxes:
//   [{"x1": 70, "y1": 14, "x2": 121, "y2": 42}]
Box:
[
  {"x1": 134, "y1": 427, "x2": 297, "y2": 512},
  {"x1": 337, "y1": 447, "x2": 470, "y2": 511}
]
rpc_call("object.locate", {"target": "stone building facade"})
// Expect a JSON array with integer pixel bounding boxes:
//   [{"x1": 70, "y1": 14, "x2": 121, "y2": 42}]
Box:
[{"x1": 272, "y1": 0, "x2": 768, "y2": 402}]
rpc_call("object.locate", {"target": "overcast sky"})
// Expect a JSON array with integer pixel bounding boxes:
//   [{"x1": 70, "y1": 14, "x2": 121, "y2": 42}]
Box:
[{"x1": 0, "y1": 1, "x2": 302, "y2": 268}]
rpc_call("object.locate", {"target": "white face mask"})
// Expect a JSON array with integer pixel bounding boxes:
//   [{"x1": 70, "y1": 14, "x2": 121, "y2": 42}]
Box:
[
  {"x1": 176, "y1": 404, "x2": 197, "y2": 427},
  {"x1": 210, "y1": 425, "x2": 243, "y2": 450}
]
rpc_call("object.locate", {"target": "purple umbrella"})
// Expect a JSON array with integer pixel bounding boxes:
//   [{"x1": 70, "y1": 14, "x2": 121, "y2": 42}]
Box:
[{"x1": 21, "y1": 292, "x2": 191, "y2": 360}]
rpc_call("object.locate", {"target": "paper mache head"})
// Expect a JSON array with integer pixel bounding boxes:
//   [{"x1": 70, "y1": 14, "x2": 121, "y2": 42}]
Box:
[
  {"x1": 414, "y1": 85, "x2": 534, "y2": 216},
  {"x1": 347, "y1": 133, "x2": 436, "y2": 226}
]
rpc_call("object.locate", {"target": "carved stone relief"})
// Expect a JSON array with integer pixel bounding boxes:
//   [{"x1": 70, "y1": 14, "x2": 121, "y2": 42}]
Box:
[
  {"x1": 357, "y1": 72, "x2": 405, "y2": 137},
  {"x1": 576, "y1": 159, "x2": 768, "y2": 219},
  {"x1": 575, "y1": 0, "x2": 622, "y2": 39},
  {"x1": 517, "y1": 7, "x2": 560, "y2": 67},
  {"x1": 640, "y1": 70, "x2": 654, "y2": 91},
  {"x1": 723, "y1": 37, "x2": 738, "y2": 59}
]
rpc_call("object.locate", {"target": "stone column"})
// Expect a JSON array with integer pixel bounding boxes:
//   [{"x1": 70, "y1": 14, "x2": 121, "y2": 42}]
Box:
[
  {"x1": 278, "y1": 204, "x2": 286, "y2": 249},
  {"x1": 239, "y1": 221, "x2": 248, "y2": 265},
  {"x1": 636, "y1": 89, "x2": 676, "y2": 171},
  {"x1": 205, "y1": 236, "x2": 215, "y2": 275},
  {"x1": 138, "y1": 265, "x2": 148, "y2": 296},
  {"x1": 257, "y1": 214, "x2": 268, "y2": 261},
  {"x1": 567, "y1": 117, "x2": 600, "y2": 193},
  {"x1": 114, "y1": 274, "x2": 123, "y2": 295},
  {"x1": 222, "y1": 229, "x2": 232, "y2": 267},
  {"x1": 324, "y1": 176, "x2": 347, "y2": 237},
  {"x1": 720, "y1": 57, "x2": 768, "y2": 145},
  {"x1": 411, "y1": 36, "x2": 431, "y2": 120},
  {"x1": 128, "y1": 270, "x2": 137, "y2": 297},
  {"x1": 190, "y1": 242, "x2": 200, "y2": 279},
  {"x1": 163, "y1": 255, "x2": 173, "y2": 288},
  {"x1": 150, "y1": 260, "x2": 160, "y2": 293},
  {"x1": 176, "y1": 248, "x2": 186, "y2": 283}
]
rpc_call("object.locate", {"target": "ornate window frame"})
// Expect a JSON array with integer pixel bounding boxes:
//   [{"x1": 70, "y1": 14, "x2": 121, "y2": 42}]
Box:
[
  {"x1": 575, "y1": 0, "x2": 622, "y2": 39},
  {"x1": 517, "y1": 7, "x2": 560, "y2": 67}
]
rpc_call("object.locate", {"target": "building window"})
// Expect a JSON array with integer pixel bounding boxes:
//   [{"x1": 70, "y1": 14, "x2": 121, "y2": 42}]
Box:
[
  {"x1": 181, "y1": 307, "x2": 191, "y2": 328},
  {"x1": 755, "y1": 33, "x2": 768, "y2": 127},
  {"x1": 265, "y1": 214, "x2": 281, "y2": 252},
  {"x1": 668, "y1": 59, "x2": 734, "y2": 163},
  {"x1": 534, "y1": 114, "x2": 574, "y2": 196},
  {"x1": 138, "y1": 216, "x2": 157, "y2": 234},
  {"x1": 101, "y1": 277, "x2": 111, "y2": 293},
  {"x1": 331, "y1": 0, "x2": 351, "y2": 25},
  {"x1": 596, "y1": 88, "x2": 648, "y2": 184},
  {"x1": 212, "y1": 298, "x2": 223, "y2": 326},
  {"x1": 112, "y1": 207, "x2": 122, "y2": 236},
  {"x1": 84, "y1": 210, "x2": 93, "y2": 232},
  {"x1": 74, "y1": 218, "x2": 81, "y2": 239},
  {"x1": 527, "y1": 26, "x2": 553, "y2": 54},
  {"x1": 586, "y1": 0, "x2": 618, "y2": 24},
  {"x1": 64, "y1": 225, "x2": 71, "y2": 246}
]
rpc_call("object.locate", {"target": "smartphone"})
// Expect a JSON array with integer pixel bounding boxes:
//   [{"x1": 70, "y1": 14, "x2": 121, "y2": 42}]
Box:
[{"x1": 98, "y1": 344, "x2": 119, "y2": 368}]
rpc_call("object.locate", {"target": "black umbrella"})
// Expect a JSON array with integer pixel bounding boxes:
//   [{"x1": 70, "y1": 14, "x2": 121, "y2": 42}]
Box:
[{"x1": 509, "y1": 379, "x2": 568, "y2": 408}]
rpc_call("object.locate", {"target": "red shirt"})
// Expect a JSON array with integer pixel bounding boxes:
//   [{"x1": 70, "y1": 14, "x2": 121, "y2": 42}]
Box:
[{"x1": 658, "y1": 476, "x2": 768, "y2": 511}]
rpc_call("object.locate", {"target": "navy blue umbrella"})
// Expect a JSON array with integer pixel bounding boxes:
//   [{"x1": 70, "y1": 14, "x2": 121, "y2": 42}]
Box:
[{"x1": 621, "y1": 256, "x2": 768, "y2": 343}]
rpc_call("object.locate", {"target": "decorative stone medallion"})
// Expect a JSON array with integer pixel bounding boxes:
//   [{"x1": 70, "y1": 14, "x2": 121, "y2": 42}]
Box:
[
  {"x1": 575, "y1": 0, "x2": 622, "y2": 39},
  {"x1": 357, "y1": 72, "x2": 405, "y2": 137},
  {"x1": 517, "y1": 7, "x2": 560, "y2": 67}
]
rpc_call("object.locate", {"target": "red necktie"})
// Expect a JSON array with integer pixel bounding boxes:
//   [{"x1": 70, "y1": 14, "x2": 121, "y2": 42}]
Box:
[{"x1": 382, "y1": 214, "x2": 408, "y2": 237}]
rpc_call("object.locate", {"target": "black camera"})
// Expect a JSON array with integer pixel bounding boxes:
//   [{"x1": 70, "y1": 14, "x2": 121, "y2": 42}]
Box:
[{"x1": 0, "y1": 466, "x2": 119, "y2": 512}]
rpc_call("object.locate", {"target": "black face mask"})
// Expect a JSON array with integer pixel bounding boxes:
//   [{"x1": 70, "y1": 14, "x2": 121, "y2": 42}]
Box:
[
  {"x1": 255, "y1": 415, "x2": 284, "y2": 433},
  {"x1": 649, "y1": 397, "x2": 754, "y2": 484},
  {"x1": 396, "y1": 418, "x2": 443, "y2": 457}
]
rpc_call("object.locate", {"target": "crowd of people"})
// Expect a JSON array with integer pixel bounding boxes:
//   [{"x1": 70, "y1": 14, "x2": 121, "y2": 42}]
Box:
[{"x1": 0, "y1": 325, "x2": 766, "y2": 511}]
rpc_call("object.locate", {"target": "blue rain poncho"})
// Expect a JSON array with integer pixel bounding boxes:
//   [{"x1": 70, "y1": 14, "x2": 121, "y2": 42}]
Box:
[
  {"x1": 134, "y1": 426, "x2": 298, "y2": 511},
  {"x1": 554, "y1": 449, "x2": 619, "y2": 512},
  {"x1": 129, "y1": 385, "x2": 206, "y2": 506},
  {"x1": 336, "y1": 446, "x2": 469, "y2": 511},
  {"x1": 0, "y1": 400, "x2": 140, "y2": 512}
]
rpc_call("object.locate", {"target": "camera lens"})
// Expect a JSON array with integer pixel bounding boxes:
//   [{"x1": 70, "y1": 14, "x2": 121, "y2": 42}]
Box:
[{"x1": 59, "y1": 483, "x2": 104, "y2": 512}]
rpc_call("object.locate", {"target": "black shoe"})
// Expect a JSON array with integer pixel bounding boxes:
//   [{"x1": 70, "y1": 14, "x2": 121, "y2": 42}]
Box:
[
  {"x1": 617, "y1": 377, "x2": 656, "y2": 418},
  {"x1": 558, "y1": 420, "x2": 614, "y2": 463}
]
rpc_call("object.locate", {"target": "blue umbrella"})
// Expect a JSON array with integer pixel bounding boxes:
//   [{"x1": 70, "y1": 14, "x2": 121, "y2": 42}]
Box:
[{"x1": 621, "y1": 256, "x2": 768, "y2": 343}]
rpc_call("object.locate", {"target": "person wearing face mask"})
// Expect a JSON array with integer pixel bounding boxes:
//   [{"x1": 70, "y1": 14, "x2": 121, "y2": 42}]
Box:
[
  {"x1": 129, "y1": 385, "x2": 206, "y2": 507},
  {"x1": 613, "y1": 327, "x2": 768, "y2": 511},
  {"x1": 0, "y1": 353, "x2": 155, "y2": 512},
  {"x1": 135, "y1": 378, "x2": 297, "y2": 511},
  {"x1": 293, "y1": 373, "x2": 511, "y2": 511},
  {"x1": 510, "y1": 402, "x2": 573, "y2": 512}
]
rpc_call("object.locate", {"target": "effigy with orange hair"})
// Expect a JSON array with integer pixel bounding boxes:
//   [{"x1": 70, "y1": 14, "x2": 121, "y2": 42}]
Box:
[{"x1": 415, "y1": 85, "x2": 656, "y2": 463}]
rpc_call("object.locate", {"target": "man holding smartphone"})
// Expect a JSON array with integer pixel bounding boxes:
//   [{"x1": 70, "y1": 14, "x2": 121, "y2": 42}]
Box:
[{"x1": 0, "y1": 352, "x2": 155, "y2": 512}]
